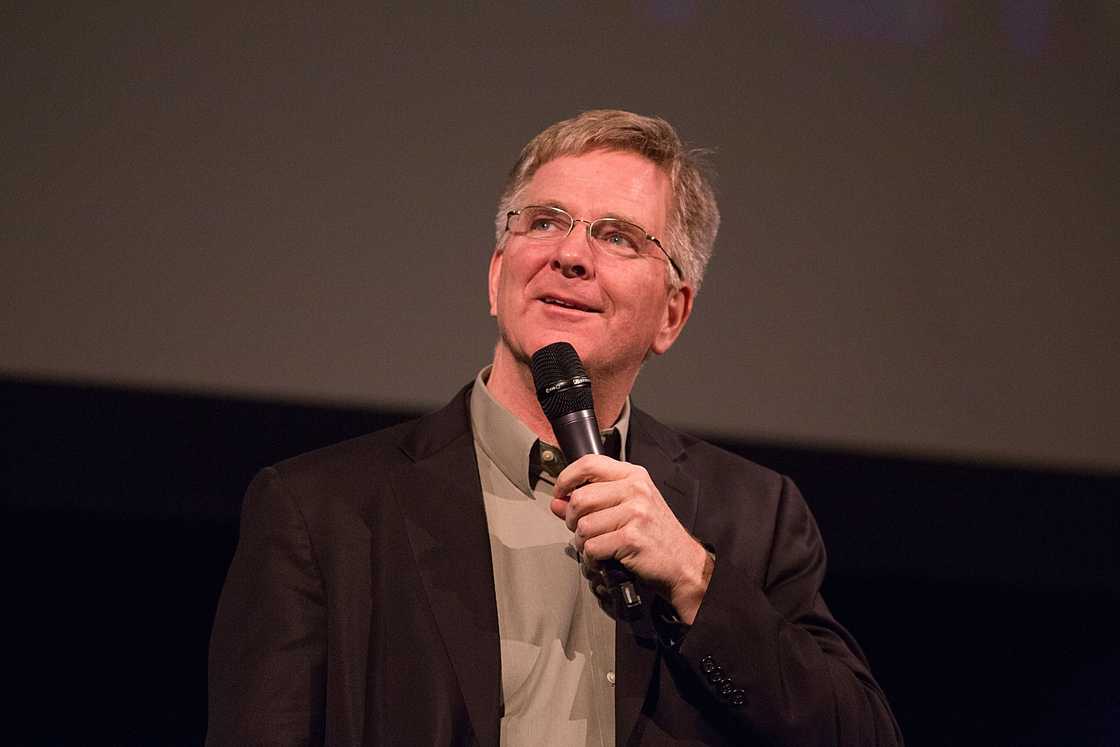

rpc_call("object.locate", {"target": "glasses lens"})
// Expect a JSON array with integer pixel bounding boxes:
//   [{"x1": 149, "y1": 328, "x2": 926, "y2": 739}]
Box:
[
  {"x1": 589, "y1": 219, "x2": 649, "y2": 257},
  {"x1": 511, "y1": 206, "x2": 573, "y2": 239}
]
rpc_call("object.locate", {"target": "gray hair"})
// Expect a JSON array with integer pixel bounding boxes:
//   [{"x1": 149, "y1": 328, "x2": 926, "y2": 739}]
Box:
[{"x1": 494, "y1": 109, "x2": 720, "y2": 291}]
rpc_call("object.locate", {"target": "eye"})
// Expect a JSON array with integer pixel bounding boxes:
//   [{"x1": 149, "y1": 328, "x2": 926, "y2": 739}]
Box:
[
  {"x1": 604, "y1": 232, "x2": 637, "y2": 249},
  {"x1": 522, "y1": 207, "x2": 569, "y2": 235},
  {"x1": 593, "y1": 220, "x2": 644, "y2": 253}
]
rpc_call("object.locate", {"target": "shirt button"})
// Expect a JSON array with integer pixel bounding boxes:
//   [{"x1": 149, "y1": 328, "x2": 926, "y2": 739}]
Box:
[
  {"x1": 606, "y1": 671, "x2": 616, "y2": 686},
  {"x1": 542, "y1": 449, "x2": 557, "y2": 463}
]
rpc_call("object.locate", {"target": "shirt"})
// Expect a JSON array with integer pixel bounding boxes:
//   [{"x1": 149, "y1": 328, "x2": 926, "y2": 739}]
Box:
[{"x1": 469, "y1": 368, "x2": 630, "y2": 747}]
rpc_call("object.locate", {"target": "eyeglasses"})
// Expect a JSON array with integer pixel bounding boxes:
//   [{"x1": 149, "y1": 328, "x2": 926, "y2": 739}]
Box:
[{"x1": 505, "y1": 205, "x2": 683, "y2": 281}]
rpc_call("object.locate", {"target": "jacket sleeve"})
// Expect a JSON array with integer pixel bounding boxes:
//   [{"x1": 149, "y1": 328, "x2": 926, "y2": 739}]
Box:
[
  {"x1": 207, "y1": 467, "x2": 327, "y2": 746},
  {"x1": 671, "y1": 474, "x2": 903, "y2": 746}
]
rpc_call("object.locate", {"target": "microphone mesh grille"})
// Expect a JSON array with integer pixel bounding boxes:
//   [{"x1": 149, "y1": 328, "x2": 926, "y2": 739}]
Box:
[
  {"x1": 530, "y1": 342, "x2": 595, "y2": 419},
  {"x1": 540, "y1": 385, "x2": 595, "y2": 420}
]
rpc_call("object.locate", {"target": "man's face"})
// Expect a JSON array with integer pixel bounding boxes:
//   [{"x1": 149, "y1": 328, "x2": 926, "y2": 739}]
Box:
[{"x1": 488, "y1": 149, "x2": 693, "y2": 378}]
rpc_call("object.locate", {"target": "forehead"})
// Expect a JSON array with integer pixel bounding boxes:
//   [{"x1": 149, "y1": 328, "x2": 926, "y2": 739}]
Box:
[{"x1": 522, "y1": 149, "x2": 671, "y2": 230}]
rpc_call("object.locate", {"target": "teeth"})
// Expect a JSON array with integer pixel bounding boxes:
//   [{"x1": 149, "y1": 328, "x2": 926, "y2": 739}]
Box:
[{"x1": 545, "y1": 297, "x2": 583, "y2": 310}]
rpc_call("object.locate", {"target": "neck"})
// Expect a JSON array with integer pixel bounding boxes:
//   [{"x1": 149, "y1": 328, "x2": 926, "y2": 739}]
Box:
[{"x1": 486, "y1": 342, "x2": 635, "y2": 444}]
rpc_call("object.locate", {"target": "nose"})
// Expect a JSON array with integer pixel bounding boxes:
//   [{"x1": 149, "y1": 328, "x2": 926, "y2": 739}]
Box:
[{"x1": 551, "y1": 220, "x2": 596, "y2": 279}]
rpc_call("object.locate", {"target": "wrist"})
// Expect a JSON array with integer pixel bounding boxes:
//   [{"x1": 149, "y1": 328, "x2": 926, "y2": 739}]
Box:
[{"x1": 669, "y1": 539, "x2": 714, "y2": 625}]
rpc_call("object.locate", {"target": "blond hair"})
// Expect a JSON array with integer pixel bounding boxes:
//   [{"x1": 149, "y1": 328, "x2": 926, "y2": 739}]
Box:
[{"x1": 494, "y1": 110, "x2": 720, "y2": 291}]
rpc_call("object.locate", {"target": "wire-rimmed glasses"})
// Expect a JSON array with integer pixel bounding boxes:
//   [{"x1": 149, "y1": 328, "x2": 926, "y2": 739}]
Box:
[{"x1": 505, "y1": 205, "x2": 682, "y2": 281}]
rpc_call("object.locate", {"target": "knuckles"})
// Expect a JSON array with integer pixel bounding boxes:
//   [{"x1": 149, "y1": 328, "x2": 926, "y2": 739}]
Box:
[
  {"x1": 582, "y1": 536, "x2": 606, "y2": 560},
  {"x1": 630, "y1": 501, "x2": 653, "y2": 523},
  {"x1": 567, "y1": 489, "x2": 588, "y2": 513},
  {"x1": 617, "y1": 524, "x2": 640, "y2": 550},
  {"x1": 559, "y1": 462, "x2": 677, "y2": 563}
]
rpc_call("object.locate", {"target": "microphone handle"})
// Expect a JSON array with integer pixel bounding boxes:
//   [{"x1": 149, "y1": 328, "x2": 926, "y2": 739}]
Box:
[
  {"x1": 552, "y1": 409, "x2": 605, "y2": 459},
  {"x1": 552, "y1": 410, "x2": 644, "y2": 619}
]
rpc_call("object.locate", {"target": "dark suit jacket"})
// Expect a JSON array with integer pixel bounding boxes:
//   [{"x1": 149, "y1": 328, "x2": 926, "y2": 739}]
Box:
[{"x1": 208, "y1": 385, "x2": 901, "y2": 745}]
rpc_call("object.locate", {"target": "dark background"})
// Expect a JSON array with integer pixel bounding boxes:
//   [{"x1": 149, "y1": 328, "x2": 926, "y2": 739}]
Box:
[
  {"x1": 4, "y1": 379, "x2": 1117, "y2": 745},
  {"x1": 4, "y1": 2, "x2": 1118, "y2": 745}
]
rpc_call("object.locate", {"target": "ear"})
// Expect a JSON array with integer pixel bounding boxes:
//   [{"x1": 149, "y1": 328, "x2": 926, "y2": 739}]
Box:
[
  {"x1": 650, "y1": 283, "x2": 694, "y2": 355},
  {"x1": 487, "y1": 247, "x2": 503, "y2": 317}
]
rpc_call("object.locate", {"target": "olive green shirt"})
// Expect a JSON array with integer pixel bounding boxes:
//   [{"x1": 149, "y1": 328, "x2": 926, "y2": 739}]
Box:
[{"x1": 470, "y1": 368, "x2": 629, "y2": 747}]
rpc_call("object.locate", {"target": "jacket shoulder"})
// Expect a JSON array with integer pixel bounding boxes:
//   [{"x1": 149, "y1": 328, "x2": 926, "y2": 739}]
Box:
[
  {"x1": 258, "y1": 384, "x2": 474, "y2": 514},
  {"x1": 272, "y1": 419, "x2": 416, "y2": 482},
  {"x1": 630, "y1": 406, "x2": 786, "y2": 494}
]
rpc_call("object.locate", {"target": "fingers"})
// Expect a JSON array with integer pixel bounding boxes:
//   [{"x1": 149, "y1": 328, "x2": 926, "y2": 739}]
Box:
[
  {"x1": 570, "y1": 503, "x2": 628, "y2": 553},
  {"x1": 577, "y1": 553, "x2": 614, "y2": 612},
  {"x1": 553, "y1": 454, "x2": 634, "y2": 497},
  {"x1": 561, "y1": 480, "x2": 633, "y2": 531},
  {"x1": 549, "y1": 479, "x2": 622, "y2": 523},
  {"x1": 552, "y1": 458, "x2": 658, "y2": 531},
  {"x1": 550, "y1": 454, "x2": 703, "y2": 606}
]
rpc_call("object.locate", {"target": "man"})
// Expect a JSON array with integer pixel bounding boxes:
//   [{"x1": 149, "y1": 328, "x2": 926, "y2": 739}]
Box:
[{"x1": 208, "y1": 110, "x2": 902, "y2": 745}]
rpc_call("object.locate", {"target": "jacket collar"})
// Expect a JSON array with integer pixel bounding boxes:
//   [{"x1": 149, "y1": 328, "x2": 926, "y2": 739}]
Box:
[{"x1": 391, "y1": 384, "x2": 504, "y2": 746}]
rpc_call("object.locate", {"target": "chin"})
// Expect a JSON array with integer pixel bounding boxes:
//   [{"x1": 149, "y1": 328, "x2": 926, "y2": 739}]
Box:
[
  {"x1": 503, "y1": 327, "x2": 590, "y2": 364},
  {"x1": 499, "y1": 325, "x2": 644, "y2": 378}
]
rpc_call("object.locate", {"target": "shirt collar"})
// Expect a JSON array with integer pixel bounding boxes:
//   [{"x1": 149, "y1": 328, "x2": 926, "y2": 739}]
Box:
[{"x1": 469, "y1": 367, "x2": 631, "y2": 497}]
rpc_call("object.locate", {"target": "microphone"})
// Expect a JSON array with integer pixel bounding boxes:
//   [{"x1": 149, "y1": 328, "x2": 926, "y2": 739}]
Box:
[{"x1": 530, "y1": 342, "x2": 643, "y2": 618}]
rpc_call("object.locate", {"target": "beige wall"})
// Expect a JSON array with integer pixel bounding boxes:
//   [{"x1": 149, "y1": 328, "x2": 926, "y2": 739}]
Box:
[{"x1": 3, "y1": 3, "x2": 1117, "y2": 470}]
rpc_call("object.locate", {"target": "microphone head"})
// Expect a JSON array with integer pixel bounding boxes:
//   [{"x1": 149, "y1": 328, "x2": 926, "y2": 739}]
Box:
[{"x1": 530, "y1": 342, "x2": 595, "y2": 420}]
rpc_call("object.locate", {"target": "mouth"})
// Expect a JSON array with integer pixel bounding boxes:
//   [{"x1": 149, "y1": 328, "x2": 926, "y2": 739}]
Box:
[{"x1": 539, "y1": 295, "x2": 600, "y2": 313}]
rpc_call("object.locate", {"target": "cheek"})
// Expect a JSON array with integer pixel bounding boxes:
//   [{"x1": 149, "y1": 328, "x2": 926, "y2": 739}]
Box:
[
  {"x1": 499, "y1": 248, "x2": 536, "y2": 283},
  {"x1": 492, "y1": 253, "x2": 538, "y2": 312},
  {"x1": 616, "y1": 277, "x2": 666, "y2": 320}
]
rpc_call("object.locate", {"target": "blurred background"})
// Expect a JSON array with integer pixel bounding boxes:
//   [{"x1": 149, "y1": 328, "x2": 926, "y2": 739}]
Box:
[{"x1": 3, "y1": 2, "x2": 1117, "y2": 744}]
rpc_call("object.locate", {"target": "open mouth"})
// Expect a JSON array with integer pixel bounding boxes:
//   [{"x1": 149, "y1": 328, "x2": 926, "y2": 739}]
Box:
[{"x1": 540, "y1": 296, "x2": 598, "y2": 313}]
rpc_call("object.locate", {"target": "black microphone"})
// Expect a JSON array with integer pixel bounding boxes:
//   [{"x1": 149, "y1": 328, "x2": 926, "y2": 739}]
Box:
[{"x1": 530, "y1": 341, "x2": 643, "y2": 618}]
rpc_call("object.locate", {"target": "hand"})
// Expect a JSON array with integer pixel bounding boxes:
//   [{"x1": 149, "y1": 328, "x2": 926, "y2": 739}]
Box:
[{"x1": 551, "y1": 454, "x2": 710, "y2": 624}]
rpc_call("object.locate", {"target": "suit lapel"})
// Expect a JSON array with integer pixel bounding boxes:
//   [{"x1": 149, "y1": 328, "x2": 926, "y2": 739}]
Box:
[
  {"x1": 386, "y1": 393, "x2": 700, "y2": 746},
  {"x1": 615, "y1": 408, "x2": 700, "y2": 744},
  {"x1": 390, "y1": 387, "x2": 502, "y2": 747}
]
